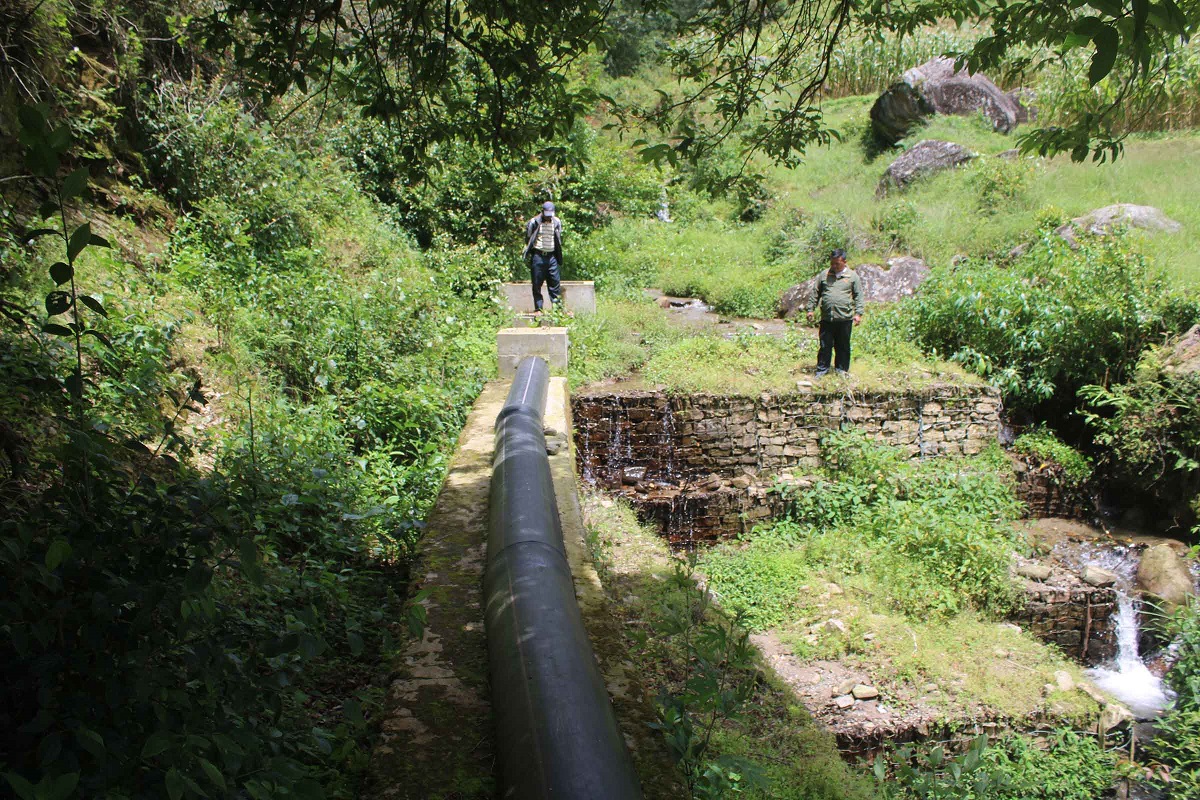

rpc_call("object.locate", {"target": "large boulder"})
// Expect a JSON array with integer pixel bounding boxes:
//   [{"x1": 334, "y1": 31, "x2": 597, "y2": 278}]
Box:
[
  {"x1": 876, "y1": 140, "x2": 975, "y2": 197},
  {"x1": 869, "y1": 82, "x2": 935, "y2": 146},
  {"x1": 1055, "y1": 204, "x2": 1183, "y2": 246},
  {"x1": 778, "y1": 256, "x2": 930, "y2": 318},
  {"x1": 903, "y1": 58, "x2": 1025, "y2": 134},
  {"x1": 1136, "y1": 543, "x2": 1195, "y2": 613},
  {"x1": 869, "y1": 58, "x2": 1030, "y2": 145}
]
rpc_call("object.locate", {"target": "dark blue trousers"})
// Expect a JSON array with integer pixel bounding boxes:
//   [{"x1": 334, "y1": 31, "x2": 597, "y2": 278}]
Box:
[
  {"x1": 816, "y1": 319, "x2": 853, "y2": 375},
  {"x1": 530, "y1": 251, "x2": 561, "y2": 311}
]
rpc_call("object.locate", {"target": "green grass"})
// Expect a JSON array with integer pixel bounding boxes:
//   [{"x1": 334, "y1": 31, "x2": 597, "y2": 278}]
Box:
[
  {"x1": 575, "y1": 95, "x2": 1200, "y2": 318},
  {"x1": 580, "y1": 493, "x2": 879, "y2": 800},
  {"x1": 567, "y1": 297, "x2": 977, "y2": 394},
  {"x1": 767, "y1": 95, "x2": 1200, "y2": 283}
]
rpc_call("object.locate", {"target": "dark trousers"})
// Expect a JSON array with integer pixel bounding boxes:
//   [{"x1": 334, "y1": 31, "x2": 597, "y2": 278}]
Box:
[
  {"x1": 530, "y1": 251, "x2": 561, "y2": 311},
  {"x1": 816, "y1": 319, "x2": 853, "y2": 375}
]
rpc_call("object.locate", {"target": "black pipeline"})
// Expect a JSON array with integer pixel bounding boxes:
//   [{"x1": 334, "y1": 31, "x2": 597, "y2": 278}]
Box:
[{"x1": 484, "y1": 356, "x2": 643, "y2": 800}]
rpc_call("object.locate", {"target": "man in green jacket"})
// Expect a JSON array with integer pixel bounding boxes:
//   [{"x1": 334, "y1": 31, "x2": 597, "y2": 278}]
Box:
[{"x1": 806, "y1": 249, "x2": 864, "y2": 376}]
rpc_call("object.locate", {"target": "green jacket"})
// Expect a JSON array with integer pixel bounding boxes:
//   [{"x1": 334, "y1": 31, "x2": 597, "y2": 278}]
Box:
[{"x1": 808, "y1": 267, "x2": 864, "y2": 322}]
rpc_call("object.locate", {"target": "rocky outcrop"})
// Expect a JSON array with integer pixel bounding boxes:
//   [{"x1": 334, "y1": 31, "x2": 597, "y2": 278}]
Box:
[
  {"x1": 869, "y1": 58, "x2": 1029, "y2": 145},
  {"x1": 1136, "y1": 543, "x2": 1196, "y2": 612},
  {"x1": 777, "y1": 256, "x2": 931, "y2": 318},
  {"x1": 1055, "y1": 204, "x2": 1183, "y2": 246},
  {"x1": 877, "y1": 140, "x2": 976, "y2": 197}
]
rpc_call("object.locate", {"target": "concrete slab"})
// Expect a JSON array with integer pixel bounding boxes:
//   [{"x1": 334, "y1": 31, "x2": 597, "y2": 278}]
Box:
[
  {"x1": 497, "y1": 327, "x2": 568, "y2": 377},
  {"x1": 503, "y1": 281, "x2": 596, "y2": 315}
]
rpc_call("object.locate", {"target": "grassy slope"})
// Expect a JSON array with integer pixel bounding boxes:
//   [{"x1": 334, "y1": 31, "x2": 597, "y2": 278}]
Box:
[
  {"x1": 769, "y1": 96, "x2": 1200, "y2": 283},
  {"x1": 575, "y1": 95, "x2": 1200, "y2": 319}
]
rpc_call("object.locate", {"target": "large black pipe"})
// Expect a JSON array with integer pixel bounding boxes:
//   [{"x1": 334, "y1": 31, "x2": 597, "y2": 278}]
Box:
[{"x1": 484, "y1": 356, "x2": 643, "y2": 800}]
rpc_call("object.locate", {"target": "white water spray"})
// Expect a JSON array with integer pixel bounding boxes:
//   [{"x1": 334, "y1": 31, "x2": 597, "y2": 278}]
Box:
[{"x1": 1086, "y1": 587, "x2": 1172, "y2": 719}]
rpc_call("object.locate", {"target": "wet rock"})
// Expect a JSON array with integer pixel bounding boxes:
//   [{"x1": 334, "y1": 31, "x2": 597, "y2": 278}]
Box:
[
  {"x1": 852, "y1": 684, "x2": 879, "y2": 700},
  {"x1": 1099, "y1": 703, "x2": 1134, "y2": 732},
  {"x1": 1136, "y1": 543, "x2": 1195, "y2": 612},
  {"x1": 876, "y1": 140, "x2": 975, "y2": 197},
  {"x1": 777, "y1": 256, "x2": 930, "y2": 318},
  {"x1": 1055, "y1": 204, "x2": 1183, "y2": 247},
  {"x1": 621, "y1": 467, "x2": 644, "y2": 486},
  {"x1": 1017, "y1": 563, "x2": 1052, "y2": 582},
  {"x1": 1081, "y1": 565, "x2": 1119, "y2": 588}
]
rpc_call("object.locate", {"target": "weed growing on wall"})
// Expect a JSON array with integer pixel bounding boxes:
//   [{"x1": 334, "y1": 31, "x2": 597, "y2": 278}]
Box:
[{"x1": 1013, "y1": 426, "x2": 1094, "y2": 488}]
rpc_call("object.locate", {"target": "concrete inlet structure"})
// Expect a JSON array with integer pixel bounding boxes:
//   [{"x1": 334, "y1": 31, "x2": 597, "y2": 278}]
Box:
[
  {"x1": 503, "y1": 281, "x2": 597, "y2": 315},
  {"x1": 497, "y1": 327, "x2": 568, "y2": 378}
]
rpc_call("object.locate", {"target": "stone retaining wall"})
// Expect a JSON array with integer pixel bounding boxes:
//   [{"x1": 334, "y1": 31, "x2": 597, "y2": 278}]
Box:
[
  {"x1": 1011, "y1": 456, "x2": 1094, "y2": 519},
  {"x1": 1012, "y1": 583, "x2": 1118, "y2": 665},
  {"x1": 574, "y1": 385, "x2": 1002, "y2": 489}
]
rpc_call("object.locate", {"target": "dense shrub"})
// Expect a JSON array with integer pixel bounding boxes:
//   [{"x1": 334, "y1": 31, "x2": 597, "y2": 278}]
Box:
[
  {"x1": 908, "y1": 233, "x2": 1200, "y2": 414},
  {"x1": 1080, "y1": 347, "x2": 1200, "y2": 523},
  {"x1": 1147, "y1": 602, "x2": 1200, "y2": 796}
]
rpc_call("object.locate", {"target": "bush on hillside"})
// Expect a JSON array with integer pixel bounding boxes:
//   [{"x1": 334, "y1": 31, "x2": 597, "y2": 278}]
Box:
[
  {"x1": 1080, "y1": 348, "x2": 1200, "y2": 524},
  {"x1": 907, "y1": 233, "x2": 1200, "y2": 414}
]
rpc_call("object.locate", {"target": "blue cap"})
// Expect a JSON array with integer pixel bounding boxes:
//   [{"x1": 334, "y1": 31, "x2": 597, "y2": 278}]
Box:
[{"x1": 542, "y1": 201, "x2": 556, "y2": 215}]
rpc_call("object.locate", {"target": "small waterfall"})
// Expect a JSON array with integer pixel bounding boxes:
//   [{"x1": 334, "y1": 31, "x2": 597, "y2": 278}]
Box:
[
  {"x1": 662, "y1": 402, "x2": 677, "y2": 482},
  {"x1": 1086, "y1": 588, "x2": 1172, "y2": 718},
  {"x1": 1070, "y1": 544, "x2": 1175, "y2": 719}
]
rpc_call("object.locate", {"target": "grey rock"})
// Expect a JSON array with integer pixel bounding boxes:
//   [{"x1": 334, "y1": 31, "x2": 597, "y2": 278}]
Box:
[
  {"x1": 1054, "y1": 670, "x2": 1075, "y2": 692},
  {"x1": 1136, "y1": 543, "x2": 1195, "y2": 612},
  {"x1": 852, "y1": 684, "x2": 880, "y2": 700},
  {"x1": 996, "y1": 148, "x2": 1021, "y2": 160},
  {"x1": 546, "y1": 440, "x2": 564, "y2": 456},
  {"x1": 834, "y1": 678, "x2": 857, "y2": 696},
  {"x1": 778, "y1": 256, "x2": 931, "y2": 318},
  {"x1": 902, "y1": 57, "x2": 1025, "y2": 134},
  {"x1": 877, "y1": 140, "x2": 975, "y2": 197},
  {"x1": 1055, "y1": 204, "x2": 1183, "y2": 247},
  {"x1": 870, "y1": 81, "x2": 936, "y2": 145},
  {"x1": 869, "y1": 59, "x2": 1031, "y2": 146},
  {"x1": 1081, "y1": 565, "x2": 1119, "y2": 588},
  {"x1": 1017, "y1": 563, "x2": 1053, "y2": 582},
  {"x1": 834, "y1": 694, "x2": 856, "y2": 709},
  {"x1": 1165, "y1": 324, "x2": 1200, "y2": 376}
]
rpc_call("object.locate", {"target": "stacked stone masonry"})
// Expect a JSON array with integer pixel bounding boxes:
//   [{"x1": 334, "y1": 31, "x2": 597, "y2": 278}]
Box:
[
  {"x1": 1011, "y1": 456, "x2": 1094, "y2": 520},
  {"x1": 1011, "y1": 583, "x2": 1118, "y2": 665},
  {"x1": 573, "y1": 385, "x2": 1002, "y2": 545}
]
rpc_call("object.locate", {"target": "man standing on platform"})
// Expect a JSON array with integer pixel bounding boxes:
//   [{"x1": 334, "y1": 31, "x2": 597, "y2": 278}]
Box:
[
  {"x1": 523, "y1": 201, "x2": 563, "y2": 313},
  {"x1": 806, "y1": 248, "x2": 863, "y2": 377}
]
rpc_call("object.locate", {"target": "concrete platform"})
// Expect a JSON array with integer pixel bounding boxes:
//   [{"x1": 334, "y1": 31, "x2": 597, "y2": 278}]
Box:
[
  {"x1": 497, "y1": 327, "x2": 568, "y2": 377},
  {"x1": 503, "y1": 281, "x2": 596, "y2": 315}
]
